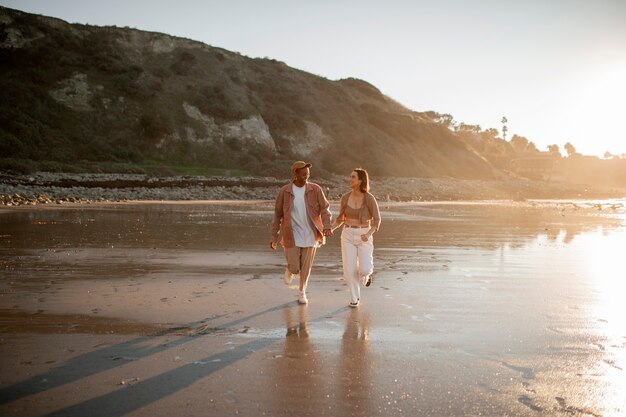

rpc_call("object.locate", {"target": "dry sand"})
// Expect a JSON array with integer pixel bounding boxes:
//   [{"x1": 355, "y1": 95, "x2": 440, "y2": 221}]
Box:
[{"x1": 1, "y1": 200, "x2": 625, "y2": 416}]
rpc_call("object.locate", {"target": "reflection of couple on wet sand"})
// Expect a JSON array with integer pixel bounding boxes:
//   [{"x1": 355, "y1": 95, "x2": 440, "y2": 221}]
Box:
[
  {"x1": 270, "y1": 305, "x2": 372, "y2": 416},
  {"x1": 271, "y1": 161, "x2": 381, "y2": 307}
]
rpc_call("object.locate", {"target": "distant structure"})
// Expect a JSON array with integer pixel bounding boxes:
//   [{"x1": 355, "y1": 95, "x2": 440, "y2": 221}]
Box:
[{"x1": 509, "y1": 151, "x2": 561, "y2": 181}]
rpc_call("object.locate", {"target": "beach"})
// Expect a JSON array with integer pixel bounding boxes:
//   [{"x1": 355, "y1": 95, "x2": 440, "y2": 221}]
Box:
[{"x1": 1, "y1": 200, "x2": 625, "y2": 416}]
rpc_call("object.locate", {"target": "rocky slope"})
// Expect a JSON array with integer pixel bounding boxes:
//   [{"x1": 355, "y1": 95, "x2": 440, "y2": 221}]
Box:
[{"x1": 1, "y1": 6, "x2": 496, "y2": 179}]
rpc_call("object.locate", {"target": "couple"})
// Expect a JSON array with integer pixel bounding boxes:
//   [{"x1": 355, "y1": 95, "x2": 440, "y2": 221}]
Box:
[{"x1": 270, "y1": 161, "x2": 381, "y2": 308}]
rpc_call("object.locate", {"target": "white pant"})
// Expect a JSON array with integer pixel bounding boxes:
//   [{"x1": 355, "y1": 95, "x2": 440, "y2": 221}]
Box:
[{"x1": 341, "y1": 227, "x2": 374, "y2": 303}]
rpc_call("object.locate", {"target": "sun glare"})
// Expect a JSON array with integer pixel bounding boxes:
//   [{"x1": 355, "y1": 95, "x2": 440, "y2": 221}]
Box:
[
  {"x1": 579, "y1": 227, "x2": 626, "y2": 408},
  {"x1": 595, "y1": 64, "x2": 626, "y2": 108},
  {"x1": 582, "y1": 228, "x2": 626, "y2": 316},
  {"x1": 571, "y1": 63, "x2": 626, "y2": 155}
]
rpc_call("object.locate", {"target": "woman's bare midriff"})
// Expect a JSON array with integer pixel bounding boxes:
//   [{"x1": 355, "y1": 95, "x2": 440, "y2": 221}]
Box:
[{"x1": 344, "y1": 220, "x2": 370, "y2": 228}]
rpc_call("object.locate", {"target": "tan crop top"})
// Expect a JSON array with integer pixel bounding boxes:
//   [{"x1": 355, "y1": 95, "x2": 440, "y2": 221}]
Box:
[
  {"x1": 336, "y1": 192, "x2": 381, "y2": 231},
  {"x1": 344, "y1": 204, "x2": 361, "y2": 221}
]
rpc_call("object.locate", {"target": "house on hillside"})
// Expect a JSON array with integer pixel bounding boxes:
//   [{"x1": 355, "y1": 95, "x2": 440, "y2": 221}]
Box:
[{"x1": 509, "y1": 152, "x2": 562, "y2": 181}]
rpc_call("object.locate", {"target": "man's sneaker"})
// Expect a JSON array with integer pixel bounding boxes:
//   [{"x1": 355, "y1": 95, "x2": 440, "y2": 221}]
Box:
[
  {"x1": 362, "y1": 274, "x2": 373, "y2": 287},
  {"x1": 298, "y1": 290, "x2": 308, "y2": 304},
  {"x1": 284, "y1": 269, "x2": 295, "y2": 285},
  {"x1": 349, "y1": 298, "x2": 360, "y2": 308}
]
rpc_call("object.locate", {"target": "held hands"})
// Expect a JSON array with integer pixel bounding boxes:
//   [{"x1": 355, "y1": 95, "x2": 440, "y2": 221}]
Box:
[
  {"x1": 270, "y1": 242, "x2": 277, "y2": 251},
  {"x1": 360, "y1": 233, "x2": 371, "y2": 242}
]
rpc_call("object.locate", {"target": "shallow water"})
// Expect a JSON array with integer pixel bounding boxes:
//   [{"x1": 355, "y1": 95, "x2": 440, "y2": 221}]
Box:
[{"x1": 0, "y1": 200, "x2": 625, "y2": 416}]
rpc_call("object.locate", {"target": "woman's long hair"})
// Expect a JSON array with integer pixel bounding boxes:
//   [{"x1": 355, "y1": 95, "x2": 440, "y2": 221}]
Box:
[{"x1": 353, "y1": 168, "x2": 370, "y2": 193}]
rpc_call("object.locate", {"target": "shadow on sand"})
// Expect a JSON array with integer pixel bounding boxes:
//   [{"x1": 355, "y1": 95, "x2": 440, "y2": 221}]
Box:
[{"x1": 1, "y1": 302, "x2": 347, "y2": 416}]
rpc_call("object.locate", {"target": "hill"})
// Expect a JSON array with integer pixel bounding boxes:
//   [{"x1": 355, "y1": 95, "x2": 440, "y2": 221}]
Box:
[{"x1": 0, "y1": 6, "x2": 496, "y2": 179}]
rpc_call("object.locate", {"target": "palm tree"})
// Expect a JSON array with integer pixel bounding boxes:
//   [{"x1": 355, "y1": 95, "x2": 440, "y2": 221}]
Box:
[{"x1": 501, "y1": 116, "x2": 508, "y2": 141}]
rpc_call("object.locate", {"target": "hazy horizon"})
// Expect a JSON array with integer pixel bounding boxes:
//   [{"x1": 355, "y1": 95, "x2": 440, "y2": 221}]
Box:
[{"x1": 2, "y1": 0, "x2": 625, "y2": 157}]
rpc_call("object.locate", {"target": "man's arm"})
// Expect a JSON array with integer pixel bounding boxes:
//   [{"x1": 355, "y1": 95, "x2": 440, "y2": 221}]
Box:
[
  {"x1": 270, "y1": 190, "x2": 284, "y2": 249},
  {"x1": 318, "y1": 187, "x2": 332, "y2": 236}
]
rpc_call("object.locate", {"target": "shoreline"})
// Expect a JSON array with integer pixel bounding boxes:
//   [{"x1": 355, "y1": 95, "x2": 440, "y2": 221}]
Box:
[
  {"x1": 2, "y1": 198, "x2": 625, "y2": 213},
  {"x1": 2, "y1": 171, "x2": 626, "y2": 206},
  {"x1": 2, "y1": 198, "x2": 625, "y2": 416},
  {"x1": 0, "y1": 200, "x2": 626, "y2": 417}
]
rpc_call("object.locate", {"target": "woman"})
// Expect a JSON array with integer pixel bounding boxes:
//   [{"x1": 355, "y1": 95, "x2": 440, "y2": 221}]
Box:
[{"x1": 332, "y1": 168, "x2": 381, "y2": 307}]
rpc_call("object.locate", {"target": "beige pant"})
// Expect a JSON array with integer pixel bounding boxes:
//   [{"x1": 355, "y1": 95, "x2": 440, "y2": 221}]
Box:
[
  {"x1": 341, "y1": 227, "x2": 374, "y2": 303},
  {"x1": 284, "y1": 246, "x2": 317, "y2": 291}
]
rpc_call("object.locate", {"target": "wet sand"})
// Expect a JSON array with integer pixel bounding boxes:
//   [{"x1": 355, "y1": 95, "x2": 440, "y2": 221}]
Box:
[{"x1": 1, "y1": 200, "x2": 625, "y2": 416}]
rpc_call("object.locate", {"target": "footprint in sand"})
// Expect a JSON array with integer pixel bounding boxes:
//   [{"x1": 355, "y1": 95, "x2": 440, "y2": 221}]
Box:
[
  {"x1": 591, "y1": 342, "x2": 605, "y2": 351},
  {"x1": 518, "y1": 395, "x2": 543, "y2": 412},
  {"x1": 604, "y1": 359, "x2": 623, "y2": 370},
  {"x1": 554, "y1": 397, "x2": 601, "y2": 417},
  {"x1": 501, "y1": 362, "x2": 535, "y2": 380},
  {"x1": 245, "y1": 274, "x2": 261, "y2": 282}
]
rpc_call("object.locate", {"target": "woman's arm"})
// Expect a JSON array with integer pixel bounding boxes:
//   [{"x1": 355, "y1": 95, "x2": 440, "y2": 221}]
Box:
[
  {"x1": 332, "y1": 193, "x2": 348, "y2": 231},
  {"x1": 362, "y1": 194, "x2": 381, "y2": 239},
  {"x1": 331, "y1": 214, "x2": 344, "y2": 231}
]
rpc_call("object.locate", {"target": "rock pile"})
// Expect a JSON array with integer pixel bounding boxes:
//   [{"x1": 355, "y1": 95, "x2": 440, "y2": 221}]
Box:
[
  {"x1": 0, "y1": 193, "x2": 104, "y2": 206},
  {"x1": 1, "y1": 171, "x2": 625, "y2": 207}
]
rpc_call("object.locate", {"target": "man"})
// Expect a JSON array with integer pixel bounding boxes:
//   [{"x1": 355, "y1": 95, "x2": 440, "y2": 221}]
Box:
[{"x1": 271, "y1": 161, "x2": 333, "y2": 304}]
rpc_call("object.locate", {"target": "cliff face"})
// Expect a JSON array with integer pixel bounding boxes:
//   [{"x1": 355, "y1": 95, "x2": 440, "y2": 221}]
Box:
[{"x1": 0, "y1": 6, "x2": 496, "y2": 179}]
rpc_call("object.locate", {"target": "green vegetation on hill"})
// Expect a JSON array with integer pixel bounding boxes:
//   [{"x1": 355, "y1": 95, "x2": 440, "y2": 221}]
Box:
[
  {"x1": 0, "y1": 158, "x2": 251, "y2": 176},
  {"x1": 0, "y1": 6, "x2": 497, "y2": 179},
  {"x1": 2, "y1": 6, "x2": 625, "y2": 188}
]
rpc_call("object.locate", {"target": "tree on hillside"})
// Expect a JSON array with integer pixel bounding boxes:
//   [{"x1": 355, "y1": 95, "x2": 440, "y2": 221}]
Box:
[
  {"x1": 457, "y1": 123, "x2": 481, "y2": 134},
  {"x1": 547, "y1": 144, "x2": 562, "y2": 157},
  {"x1": 564, "y1": 142, "x2": 577, "y2": 157},
  {"x1": 482, "y1": 128, "x2": 499, "y2": 141},
  {"x1": 527, "y1": 142, "x2": 539, "y2": 152},
  {"x1": 437, "y1": 113, "x2": 456, "y2": 129},
  {"x1": 479, "y1": 128, "x2": 517, "y2": 167},
  {"x1": 501, "y1": 116, "x2": 508, "y2": 141},
  {"x1": 510, "y1": 134, "x2": 529, "y2": 153},
  {"x1": 425, "y1": 111, "x2": 456, "y2": 130},
  {"x1": 454, "y1": 123, "x2": 490, "y2": 157}
]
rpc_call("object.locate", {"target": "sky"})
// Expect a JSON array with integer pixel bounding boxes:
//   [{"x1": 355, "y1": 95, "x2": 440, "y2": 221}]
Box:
[{"x1": 3, "y1": 0, "x2": 626, "y2": 156}]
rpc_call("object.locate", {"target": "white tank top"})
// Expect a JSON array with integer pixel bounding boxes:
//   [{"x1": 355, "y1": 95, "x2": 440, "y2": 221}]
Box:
[{"x1": 291, "y1": 184, "x2": 317, "y2": 247}]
